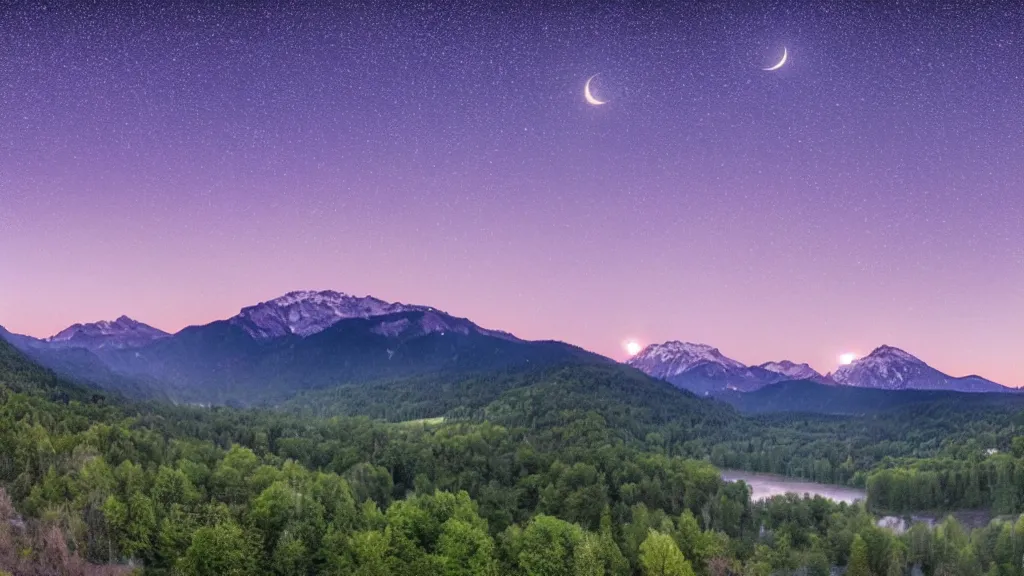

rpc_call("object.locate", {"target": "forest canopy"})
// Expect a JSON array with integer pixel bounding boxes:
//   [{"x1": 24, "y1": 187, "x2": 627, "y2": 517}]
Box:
[{"x1": 2, "y1": 339, "x2": 1024, "y2": 575}]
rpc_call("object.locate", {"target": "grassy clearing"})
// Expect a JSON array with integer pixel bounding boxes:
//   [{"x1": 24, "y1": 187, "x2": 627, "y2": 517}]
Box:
[{"x1": 395, "y1": 416, "x2": 446, "y2": 427}]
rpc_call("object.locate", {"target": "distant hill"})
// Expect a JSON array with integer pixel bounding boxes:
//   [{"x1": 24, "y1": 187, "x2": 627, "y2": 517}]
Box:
[
  {"x1": 718, "y1": 379, "x2": 1023, "y2": 415},
  {"x1": 0, "y1": 336, "x2": 109, "y2": 404},
  {"x1": 0, "y1": 324, "x2": 167, "y2": 399},
  {"x1": 284, "y1": 361, "x2": 743, "y2": 446},
  {"x1": 47, "y1": 315, "x2": 170, "y2": 351}
]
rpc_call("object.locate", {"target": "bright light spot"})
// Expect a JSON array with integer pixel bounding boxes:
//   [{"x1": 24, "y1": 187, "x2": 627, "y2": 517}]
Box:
[
  {"x1": 625, "y1": 340, "x2": 642, "y2": 356},
  {"x1": 839, "y1": 352, "x2": 857, "y2": 366}
]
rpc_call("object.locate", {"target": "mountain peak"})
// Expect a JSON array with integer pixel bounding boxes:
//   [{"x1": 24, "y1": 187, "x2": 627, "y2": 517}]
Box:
[
  {"x1": 628, "y1": 340, "x2": 779, "y2": 395},
  {"x1": 48, "y1": 316, "x2": 169, "y2": 350},
  {"x1": 864, "y1": 344, "x2": 922, "y2": 363},
  {"x1": 266, "y1": 290, "x2": 350, "y2": 306},
  {"x1": 833, "y1": 344, "x2": 1006, "y2": 392},
  {"x1": 230, "y1": 290, "x2": 434, "y2": 339},
  {"x1": 628, "y1": 341, "x2": 746, "y2": 377},
  {"x1": 757, "y1": 360, "x2": 823, "y2": 381}
]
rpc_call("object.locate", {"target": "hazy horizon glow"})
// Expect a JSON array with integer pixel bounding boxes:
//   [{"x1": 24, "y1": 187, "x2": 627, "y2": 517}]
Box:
[{"x1": 1, "y1": 1, "x2": 1021, "y2": 386}]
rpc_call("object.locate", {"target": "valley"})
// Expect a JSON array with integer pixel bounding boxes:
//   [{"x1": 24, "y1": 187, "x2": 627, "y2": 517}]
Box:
[
  {"x1": 6, "y1": 0, "x2": 1020, "y2": 574},
  {"x1": 1, "y1": 291, "x2": 1023, "y2": 575}
]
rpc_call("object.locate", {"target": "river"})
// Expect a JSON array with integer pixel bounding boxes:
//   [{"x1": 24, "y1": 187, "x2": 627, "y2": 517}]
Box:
[
  {"x1": 720, "y1": 470, "x2": 866, "y2": 504},
  {"x1": 719, "y1": 470, "x2": 998, "y2": 534}
]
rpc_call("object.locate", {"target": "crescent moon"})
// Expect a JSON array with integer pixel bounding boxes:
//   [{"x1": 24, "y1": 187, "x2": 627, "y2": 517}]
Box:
[
  {"x1": 584, "y1": 74, "x2": 606, "y2": 105},
  {"x1": 762, "y1": 47, "x2": 787, "y2": 71}
]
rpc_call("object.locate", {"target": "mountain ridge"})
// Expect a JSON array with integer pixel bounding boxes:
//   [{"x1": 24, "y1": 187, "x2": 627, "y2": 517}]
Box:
[
  {"x1": 2, "y1": 292, "x2": 606, "y2": 405},
  {"x1": 629, "y1": 340, "x2": 1007, "y2": 394},
  {"x1": 48, "y1": 315, "x2": 170, "y2": 350},
  {"x1": 626, "y1": 341, "x2": 822, "y2": 394},
  {"x1": 2, "y1": 293, "x2": 1013, "y2": 402},
  {"x1": 718, "y1": 378, "x2": 1022, "y2": 415},
  {"x1": 828, "y1": 344, "x2": 1007, "y2": 392},
  {"x1": 229, "y1": 290, "x2": 436, "y2": 339}
]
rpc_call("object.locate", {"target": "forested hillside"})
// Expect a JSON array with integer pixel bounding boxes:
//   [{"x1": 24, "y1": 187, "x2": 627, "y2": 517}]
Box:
[
  {"x1": 718, "y1": 380, "x2": 1024, "y2": 416},
  {"x1": 4, "y1": 337, "x2": 1024, "y2": 575}
]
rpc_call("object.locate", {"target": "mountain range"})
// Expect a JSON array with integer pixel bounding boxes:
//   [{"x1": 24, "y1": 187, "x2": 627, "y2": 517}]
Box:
[
  {"x1": 0, "y1": 290, "x2": 1012, "y2": 406},
  {"x1": 0, "y1": 291, "x2": 601, "y2": 405},
  {"x1": 625, "y1": 341, "x2": 834, "y2": 395},
  {"x1": 627, "y1": 341, "x2": 1008, "y2": 395}
]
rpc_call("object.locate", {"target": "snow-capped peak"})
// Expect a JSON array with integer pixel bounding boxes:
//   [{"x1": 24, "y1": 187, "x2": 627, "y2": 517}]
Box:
[
  {"x1": 831, "y1": 345, "x2": 927, "y2": 388},
  {"x1": 832, "y1": 345, "x2": 927, "y2": 385},
  {"x1": 757, "y1": 360, "x2": 823, "y2": 381},
  {"x1": 830, "y1": 344, "x2": 1006, "y2": 392},
  {"x1": 48, "y1": 316, "x2": 169, "y2": 350},
  {"x1": 230, "y1": 290, "x2": 433, "y2": 339},
  {"x1": 369, "y1": 309, "x2": 519, "y2": 342},
  {"x1": 863, "y1": 345, "x2": 922, "y2": 363},
  {"x1": 627, "y1": 340, "x2": 746, "y2": 379}
]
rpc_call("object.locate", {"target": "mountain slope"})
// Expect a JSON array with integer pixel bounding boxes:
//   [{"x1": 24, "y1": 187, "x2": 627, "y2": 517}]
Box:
[
  {"x1": 103, "y1": 308, "x2": 607, "y2": 405},
  {"x1": 481, "y1": 363, "x2": 741, "y2": 436},
  {"x1": 0, "y1": 324, "x2": 166, "y2": 398},
  {"x1": 5, "y1": 291, "x2": 591, "y2": 405},
  {"x1": 628, "y1": 341, "x2": 776, "y2": 394},
  {"x1": 285, "y1": 360, "x2": 742, "y2": 438},
  {"x1": 230, "y1": 290, "x2": 444, "y2": 339},
  {"x1": 719, "y1": 379, "x2": 1023, "y2": 415},
  {"x1": 831, "y1": 345, "x2": 1008, "y2": 392},
  {"x1": 0, "y1": 336, "x2": 107, "y2": 402}
]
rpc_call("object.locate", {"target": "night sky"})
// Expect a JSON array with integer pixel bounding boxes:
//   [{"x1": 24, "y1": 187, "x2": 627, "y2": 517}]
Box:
[{"x1": 1, "y1": 0, "x2": 1021, "y2": 385}]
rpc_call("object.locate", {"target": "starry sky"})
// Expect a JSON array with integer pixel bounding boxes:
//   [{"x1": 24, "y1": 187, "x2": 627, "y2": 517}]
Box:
[{"x1": 1, "y1": 0, "x2": 1022, "y2": 385}]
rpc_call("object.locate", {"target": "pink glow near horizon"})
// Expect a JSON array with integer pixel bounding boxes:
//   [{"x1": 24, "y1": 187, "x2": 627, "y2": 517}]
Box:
[{"x1": 1, "y1": 1, "x2": 1020, "y2": 387}]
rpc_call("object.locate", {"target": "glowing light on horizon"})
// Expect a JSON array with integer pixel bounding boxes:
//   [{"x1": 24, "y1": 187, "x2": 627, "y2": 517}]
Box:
[
  {"x1": 625, "y1": 340, "x2": 642, "y2": 356},
  {"x1": 839, "y1": 352, "x2": 858, "y2": 366}
]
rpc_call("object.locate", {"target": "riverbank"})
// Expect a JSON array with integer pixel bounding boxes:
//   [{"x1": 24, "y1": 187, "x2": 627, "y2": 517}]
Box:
[
  {"x1": 719, "y1": 469, "x2": 1008, "y2": 536},
  {"x1": 721, "y1": 469, "x2": 866, "y2": 504}
]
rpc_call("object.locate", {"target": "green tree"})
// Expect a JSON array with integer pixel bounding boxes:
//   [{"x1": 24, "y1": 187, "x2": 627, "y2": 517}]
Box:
[
  {"x1": 1011, "y1": 437, "x2": 1024, "y2": 458},
  {"x1": 152, "y1": 465, "x2": 199, "y2": 509},
  {"x1": 102, "y1": 492, "x2": 156, "y2": 560},
  {"x1": 177, "y1": 521, "x2": 258, "y2": 576},
  {"x1": 514, "y1": 515, "x2": 582, "y2": 576},
  {"x1": 598, "y1": 507, "x2": 630, "y2": 576},
  {"x1": 805, "y1": 550, "x2": 831, "y2": 576},
  {"x1": 349, "y1": 529, "x2": 393, "y2": 576},
  {"x1": 639, "y1": 530, "x2": 695, "y2": 576},
  {"x1": 156, "y1": 504, "x2": 197, "y2": 569},
  {"x1": 436, "y1": 517, "x2": 498, "y2": 576},
  {"x1": 210, "y1": 445, "x2": 260, "y2": 505},
  {"x1": 572, "y1": 532, "x2": 604, "y2": 576},
  {"x1": 345, "y1": 463, "x2": 394, "y2": 509},
  {"x1": 272, "y1": 530, "x2": 307, "y2": 576},
  {"x1": 848, "y1": 534, "x2": 871, "y2": 576},
  {"x1": 886, "y1": 540, "x2": 908, "y2": 576}
]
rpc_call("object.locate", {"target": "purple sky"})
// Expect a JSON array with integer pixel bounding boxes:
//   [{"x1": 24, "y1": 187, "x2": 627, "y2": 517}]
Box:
[{"x1": 1, "y1": 0, "x2": 1021, "y2": 385}]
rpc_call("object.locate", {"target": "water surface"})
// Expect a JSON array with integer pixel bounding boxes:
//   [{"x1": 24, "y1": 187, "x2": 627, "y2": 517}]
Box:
[{"x1": 721, "y1": 470, "x2": 866, "y2": 504}]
